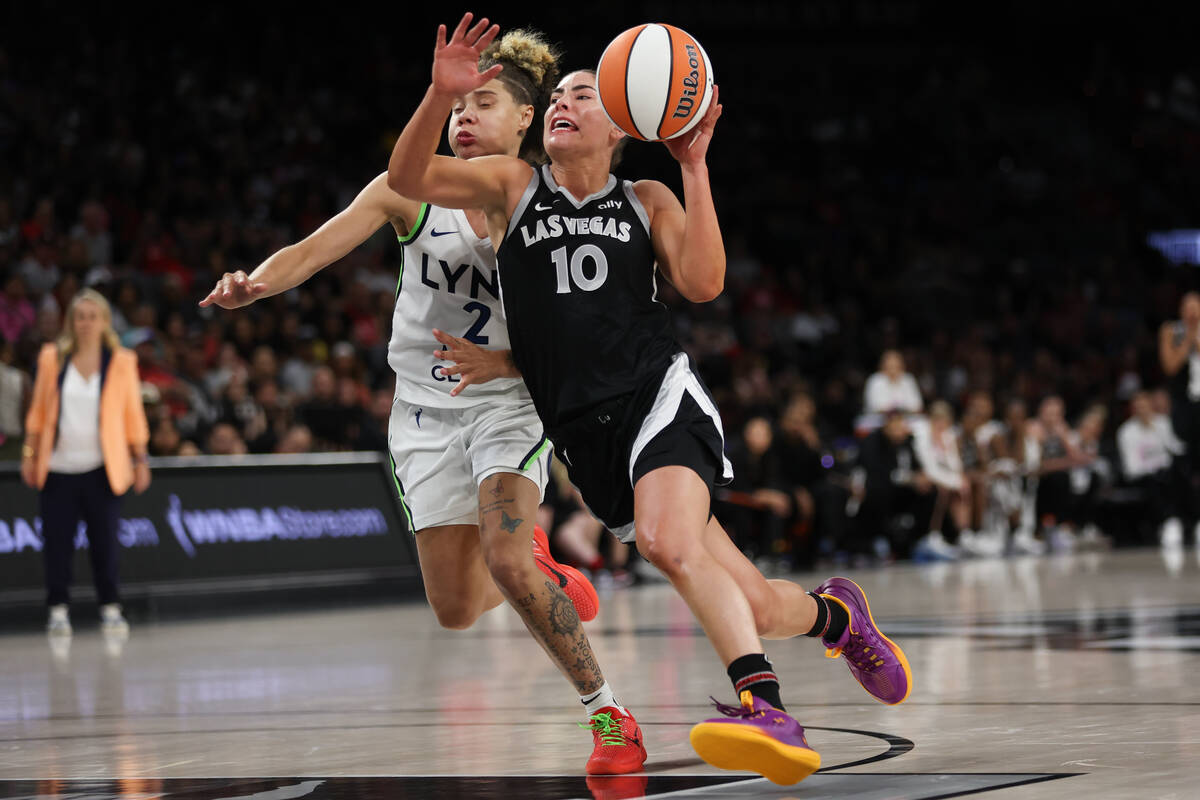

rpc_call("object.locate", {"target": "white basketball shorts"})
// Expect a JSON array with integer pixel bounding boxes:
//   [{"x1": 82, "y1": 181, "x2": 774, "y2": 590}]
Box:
[{"x1": 387, "y1": 397, "x2": 551, "y2": 532}]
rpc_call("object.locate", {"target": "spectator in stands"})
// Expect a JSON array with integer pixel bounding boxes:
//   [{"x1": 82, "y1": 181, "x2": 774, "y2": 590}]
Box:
[
  {"x1": 723, "y1": 416, "x2": 792, "y2": 568},
  {"x1": 913, "y1": 401, "x2": 990, "y2": 558},
  {"x1": 0, "y1": 339, "x2": 30, "y2": 458},
  {"x1": 864, "y1": 350, "x2": 924, "y2": 417},
  {"x1": 1118, "y1": 391, "x2": 1189, "y2": 548},
  {"x1": 275, "y1": 424, "x2": 314, "y2": 454},
  {"x1": 960, "y1": 391, "x2": 1000, "y2": 542},
  {"x1": 1068, "y1": 405, "x2": 1111, "y2": 547},
  {"x1": 853, "y1": 411, "x2": 938, "y2": 561},
  {"x1": 774, "y1": 392, "x2": 838, "y2": 568},
  {"x1": 1034, "y1": 395, "x2": 1090, "y2": 552},
  {"x1": 989, "y1": 399, "x2": 1043, "y2": 555},
  {"x1": 1, "y1": 272, "x2": 36, "y2": 345},
  {"x1": 206, "y1": 421, "x2": 248, "y2": 456},
  {"x1": 297, "y1": 365, "x2": 351, "y2": 450}
]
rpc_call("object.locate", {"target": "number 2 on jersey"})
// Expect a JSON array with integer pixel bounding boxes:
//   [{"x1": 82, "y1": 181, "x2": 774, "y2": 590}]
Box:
[
  {"x1": 462, "y1": 301, "x2": 490, "y2": 345},
  {"x1": 552, "y1": 245, "x2": 609, "y2": 294}
]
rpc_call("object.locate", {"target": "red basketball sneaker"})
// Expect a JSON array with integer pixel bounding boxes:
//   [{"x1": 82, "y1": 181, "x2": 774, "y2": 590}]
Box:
[
  {"x1": 533, "y1": 525, "x2": 600, "y2": 622},
  {"x1": 582, "y1": 706, "x2": 648, "y2": 775}
]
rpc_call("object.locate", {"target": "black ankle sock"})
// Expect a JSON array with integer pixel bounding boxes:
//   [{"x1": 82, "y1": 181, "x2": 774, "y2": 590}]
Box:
[
  {"x1": 726, "y1": 653, "x2": 784, "y2": 711},
  {"x1": 805, "y1": 591, "x2": 849, "y2": 642}
]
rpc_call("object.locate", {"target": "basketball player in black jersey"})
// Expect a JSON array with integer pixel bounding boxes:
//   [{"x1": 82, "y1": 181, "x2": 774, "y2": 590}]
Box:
[{"x1": 388, "y1": 14, "x2": 911, "y2": 785}]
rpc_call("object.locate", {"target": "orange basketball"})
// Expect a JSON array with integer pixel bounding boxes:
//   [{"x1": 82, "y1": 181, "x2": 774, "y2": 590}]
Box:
[{"x1": 596, "y1": 23, "x2": 714, "y2": 142}]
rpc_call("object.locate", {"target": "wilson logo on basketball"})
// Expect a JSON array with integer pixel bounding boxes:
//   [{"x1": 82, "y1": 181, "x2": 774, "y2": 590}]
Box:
[
  {"x1": 596, "y1": 23, "x2": 714, "y2": 142},
  {"x1": 673, "y1": 44, "x2": 701, "y2": 119}
]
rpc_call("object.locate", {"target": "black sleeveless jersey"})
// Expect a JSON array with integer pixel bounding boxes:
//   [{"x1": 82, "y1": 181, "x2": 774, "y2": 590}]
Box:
[{"x1": 496, "y1": 165, "x2": 678, "y2": 433}]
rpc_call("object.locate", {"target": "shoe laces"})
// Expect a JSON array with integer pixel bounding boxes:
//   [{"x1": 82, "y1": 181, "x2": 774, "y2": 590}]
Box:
[
  {"x1": 709, "y1": 691, "x2": 766, "y2": 719},
  {"x1": 826, "y1": 631, "x2": 886, "y2": 670},
  {"x1": 580, "y1": 711, "x2": 626, "y2": 746}
]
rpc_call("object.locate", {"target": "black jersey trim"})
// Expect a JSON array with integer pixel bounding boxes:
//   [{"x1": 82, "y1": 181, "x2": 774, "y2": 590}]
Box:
[
  {"x1": 397, "y1": 203, "x2": 430, "y2": 245},
  {"x1": 540, "y1": 165, "x2": 619, "y2": 209}
]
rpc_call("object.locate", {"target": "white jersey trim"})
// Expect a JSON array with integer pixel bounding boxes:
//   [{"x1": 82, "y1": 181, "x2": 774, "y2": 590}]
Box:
[{"x1": 625, "y1": 352, "x2": 735, "y2": 488}]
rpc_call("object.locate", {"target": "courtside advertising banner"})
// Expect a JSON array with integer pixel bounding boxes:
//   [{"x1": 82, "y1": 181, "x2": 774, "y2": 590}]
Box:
[{"x1": 0, "y1": 453, "x2": 418, "y2": 597}]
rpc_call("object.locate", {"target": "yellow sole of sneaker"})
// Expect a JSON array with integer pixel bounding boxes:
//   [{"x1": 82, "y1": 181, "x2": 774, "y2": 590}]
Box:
[
  {"x1": 835, "y1": 577, "x2": 914, "y2": 705},
  {"x1": 689, "y1": 723, "x2": 821, "y2": 786}
]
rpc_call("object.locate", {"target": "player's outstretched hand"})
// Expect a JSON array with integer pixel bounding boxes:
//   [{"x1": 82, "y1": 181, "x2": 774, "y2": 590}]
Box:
[
  {"x1": 664, "y1": 84, "x2": 722, "y2": 167},
  {"x1": 432, "y1": 327, "x2": 518, "y2": 397},
  {"x1": 199, "y1": 270, "x2": 270, "y2": 309},
  {"x1": 431, "y1": 12, "x2": 503, "y2": 99}
]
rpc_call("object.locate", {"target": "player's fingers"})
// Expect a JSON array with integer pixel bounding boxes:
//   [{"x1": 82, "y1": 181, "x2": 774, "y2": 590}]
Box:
[
  {"x1": 466, "y1": 16, "x2": 491, "y2": 43},
  {"x1": 480, "y1": 64, "x2": 504, "y2": 82},
  {"x1": 432, "y1": 327, "x2": 457, "y2": 347},
  {"x1": 436, "y1": 23, "x2": 447, "y2": 49},
  {"x1": 440, "y1": 364, "x2": 463, "y2": 377},
  {"x1": 451, "y1": 12, "x2": 473, "y2": 43},
  {"x1": 449, "y1": 374, "x2": 474, "y2": 397},
  {"x1": 475, "y1": 23, "x2": 500, "y2": 51}
]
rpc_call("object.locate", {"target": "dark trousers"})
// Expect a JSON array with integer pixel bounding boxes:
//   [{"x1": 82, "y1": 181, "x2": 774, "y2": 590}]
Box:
[{"x1": 41, "y1": 467, "x2": 123, "y2": 607}]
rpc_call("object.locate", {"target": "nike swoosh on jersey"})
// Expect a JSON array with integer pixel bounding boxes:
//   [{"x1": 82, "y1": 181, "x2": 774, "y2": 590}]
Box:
[
  {"x1": 429, "y1": 229, "x2": 454, "y2": 237},
  {"x1": 534, "y1": 201, "x2": 557, "y2": 211}
]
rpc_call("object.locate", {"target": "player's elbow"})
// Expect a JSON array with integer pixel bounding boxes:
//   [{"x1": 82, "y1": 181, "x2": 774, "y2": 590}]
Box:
[
  {"x1": 386, "y1": 169, "x2": 416, "y2": 197},
  {"x1": 682, "y1": 274, "x2": 725, "y2": 303}
]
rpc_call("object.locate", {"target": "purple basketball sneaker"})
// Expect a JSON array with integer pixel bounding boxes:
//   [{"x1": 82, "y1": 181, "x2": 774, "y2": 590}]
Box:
[
  {"x1": 815, "y1": 576, "x2": 912, "y2": 705},
  {"x1": 689, "y1": 691, "x2": 821, "y2": 786}
]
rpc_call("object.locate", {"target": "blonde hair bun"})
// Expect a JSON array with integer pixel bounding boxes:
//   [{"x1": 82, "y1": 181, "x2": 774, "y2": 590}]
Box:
[{"x1": 481, "y1": 29, "x2": 560, "y2": 98}]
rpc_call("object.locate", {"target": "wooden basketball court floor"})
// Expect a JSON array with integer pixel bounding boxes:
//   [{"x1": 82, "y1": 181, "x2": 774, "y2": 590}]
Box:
[{"x1": 2, "y1": 547, "x2": 1198, "y2": 799}]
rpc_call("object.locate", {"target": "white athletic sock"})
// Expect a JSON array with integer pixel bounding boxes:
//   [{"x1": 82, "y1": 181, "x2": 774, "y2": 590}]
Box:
[{"x1": 581, "y1": 681, "x2": 624, "y2": 716}]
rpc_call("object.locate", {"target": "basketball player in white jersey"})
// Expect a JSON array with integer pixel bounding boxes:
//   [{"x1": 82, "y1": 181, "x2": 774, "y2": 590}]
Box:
[
  {"x1": 199, "y1": 27, "x2": 647, "y2": 775},
  {"x1": 388, "y1": 14, "x2": 911, "y2": 786}
]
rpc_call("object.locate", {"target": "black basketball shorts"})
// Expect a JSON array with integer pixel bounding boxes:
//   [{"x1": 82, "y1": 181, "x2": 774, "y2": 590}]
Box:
[{"x1": 548, "y1": 352, "x2": 734, "y2": 543}]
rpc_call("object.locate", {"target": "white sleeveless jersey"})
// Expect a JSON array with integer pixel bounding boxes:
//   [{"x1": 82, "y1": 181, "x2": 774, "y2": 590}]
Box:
[{"x1": 388, "y1": 204, "x2": 531, "y2": 408}]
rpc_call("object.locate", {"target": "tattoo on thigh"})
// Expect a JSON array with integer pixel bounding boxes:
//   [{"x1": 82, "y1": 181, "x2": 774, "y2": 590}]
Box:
[
  {"x1": 500, "y1": 510, "x2": 523, "y2": 533},
  {"x1": 489, "y1": 478, "x2": 504, "y2": 498}
]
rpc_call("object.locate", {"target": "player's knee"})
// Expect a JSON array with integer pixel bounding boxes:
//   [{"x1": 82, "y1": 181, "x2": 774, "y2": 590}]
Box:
[
  {"x1": 636, "y1": 527, "x2": 694, "y2": 580},
  {"x1": 481, "y1": 547, "x2": 532, "y2": 596},
  {"x1": 428, "y1": 596, "x2": 479, "y2": 631}
]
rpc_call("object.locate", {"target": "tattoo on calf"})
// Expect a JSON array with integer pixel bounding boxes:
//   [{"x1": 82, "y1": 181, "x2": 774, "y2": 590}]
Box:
[{"x1": 548, "y1": 582, "x2": 581, "y2": 635}]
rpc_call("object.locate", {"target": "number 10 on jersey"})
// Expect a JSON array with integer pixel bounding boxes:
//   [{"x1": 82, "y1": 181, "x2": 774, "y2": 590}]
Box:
[{"x1": 552, "y1": 245, "x2": 609, "y2": 294}]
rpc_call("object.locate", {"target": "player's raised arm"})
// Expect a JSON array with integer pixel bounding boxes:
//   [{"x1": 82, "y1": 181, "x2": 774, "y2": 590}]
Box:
[
  {"x1": 387, "y1": 14, "x2": 521, "y2": 213},
  {"x1": 636, "y1": 86, "x2": 725, "y2": 303},
  {"x1": 200, "y1": 174, "x2": 419, "y2": 309}
]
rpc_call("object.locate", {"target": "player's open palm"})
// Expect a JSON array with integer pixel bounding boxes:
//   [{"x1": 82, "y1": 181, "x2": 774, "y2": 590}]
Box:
[
  {"x1": 432, "y1": 13, "x2": 502, "y2": 98},
  {"x1": 664, "y1": 84, "x2": 722, "y2": 167},
  {"x1": 199, "y1": 270, "x2": 270, "y2": 310}
]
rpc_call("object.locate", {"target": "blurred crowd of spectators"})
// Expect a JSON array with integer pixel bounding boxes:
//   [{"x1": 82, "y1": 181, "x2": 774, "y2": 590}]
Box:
[{"x1": 3, "y1": 4, "x2": 1199, "y2": 571}]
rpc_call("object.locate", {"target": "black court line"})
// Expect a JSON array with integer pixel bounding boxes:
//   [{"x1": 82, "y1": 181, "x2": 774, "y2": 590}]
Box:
[{"x1": 0, "y1": 772, "x2": 1083, "y2": 800}]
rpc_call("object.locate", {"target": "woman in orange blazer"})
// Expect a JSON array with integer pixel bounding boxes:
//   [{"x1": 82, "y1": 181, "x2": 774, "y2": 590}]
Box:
[{"x1": 20, "y1": 288, "x2": 150, "y2": 637}]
